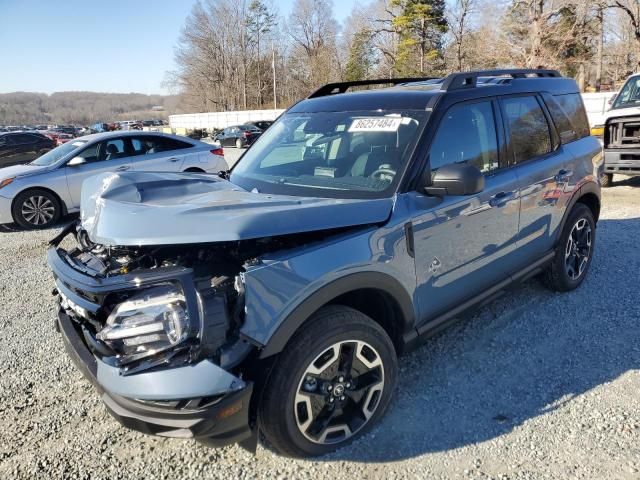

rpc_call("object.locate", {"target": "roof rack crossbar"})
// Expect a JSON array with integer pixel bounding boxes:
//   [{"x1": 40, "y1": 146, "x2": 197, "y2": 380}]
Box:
[
  {"x1": 307, "y1": 77, "x2": 439, "y2": 99},
  {"x1": 441, "y1": 69, "x2": 562, "y2": 91}
]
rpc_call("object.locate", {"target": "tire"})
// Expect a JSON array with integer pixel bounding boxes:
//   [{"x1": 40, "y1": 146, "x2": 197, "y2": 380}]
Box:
[
  {"x1": 544, "y1": 203, "x2": 595, "y2": 292},
  {"x1": 235, "y1": 138, "x2": 243, "y2": 149},
  {"x1": 12, "y1": 189, "x2": 62, "y2": 230},
  {"x1": 258, "y1": 305, "x2": 398, "y2": 458},
  {"x1": 600, "y1": 172, "x2": 613, "y2": 188}
]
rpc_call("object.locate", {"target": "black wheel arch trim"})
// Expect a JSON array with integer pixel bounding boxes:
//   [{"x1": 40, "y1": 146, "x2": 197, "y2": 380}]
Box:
[
  {"x1": 555, "y1": 181, "x2": 600, "y2": 245},
  {"x1": 256, "y1": 271, "x2": 417, "y2": 359}
]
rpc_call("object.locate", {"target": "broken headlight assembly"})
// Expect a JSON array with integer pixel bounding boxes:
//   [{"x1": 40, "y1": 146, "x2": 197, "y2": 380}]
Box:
[{"x1": 97, "y1": 284, "x2": 196, "y2": 363}]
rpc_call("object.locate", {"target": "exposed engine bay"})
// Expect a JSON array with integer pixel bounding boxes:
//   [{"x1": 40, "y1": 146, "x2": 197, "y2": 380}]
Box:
[{"x1": 49, "y1": 221, "x2": 350, "y2": 377}]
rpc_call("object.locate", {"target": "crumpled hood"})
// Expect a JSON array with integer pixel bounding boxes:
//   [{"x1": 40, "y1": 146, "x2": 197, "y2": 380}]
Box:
[
  {"x1": 0, "y1": 163, "x2": 50, "y2": 180},
  {"x1": 81, "y1": 171, "x2": 394, "y2": 246}
]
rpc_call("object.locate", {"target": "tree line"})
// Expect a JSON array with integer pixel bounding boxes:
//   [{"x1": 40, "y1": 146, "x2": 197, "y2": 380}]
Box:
[
  {"x1": 167, "y1": 0, "x2": 640, "y2": 113},
  {"x1": 0, "y1": 92, "x2": 181, "y2": 126}
]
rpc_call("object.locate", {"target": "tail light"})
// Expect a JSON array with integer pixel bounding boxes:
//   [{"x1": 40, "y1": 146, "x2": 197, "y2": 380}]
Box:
[
  {"x1": 243, "y1": 131, "x2": 251, "y2": 138},
  {"x1": 210, "y1": 148, "x2": 224, "y2": 157}
]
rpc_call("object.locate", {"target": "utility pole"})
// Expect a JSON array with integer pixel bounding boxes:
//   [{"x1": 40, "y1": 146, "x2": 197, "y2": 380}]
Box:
[
  {"x1": 596, "y1": 2, "x2": 605, "y2": 92},
  {"x1": 272, "y1": 41, "x2": 277, "y2": 110}
]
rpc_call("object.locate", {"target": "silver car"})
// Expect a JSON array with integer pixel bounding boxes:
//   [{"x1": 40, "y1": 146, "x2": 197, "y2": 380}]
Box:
[{"x1": 0, "y1": 131, "x2": 227, "y2": 229}]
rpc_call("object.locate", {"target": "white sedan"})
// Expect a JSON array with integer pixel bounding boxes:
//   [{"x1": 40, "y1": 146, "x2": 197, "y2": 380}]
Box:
[{"x1": 0, "y1": 131, "x2": 227, "y2": 229}]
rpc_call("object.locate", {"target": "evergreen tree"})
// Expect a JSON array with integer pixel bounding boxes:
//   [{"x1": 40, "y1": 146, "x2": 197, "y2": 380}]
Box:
[{"x1": 391, "y1": 0, "x2": 448, "y2": 75}]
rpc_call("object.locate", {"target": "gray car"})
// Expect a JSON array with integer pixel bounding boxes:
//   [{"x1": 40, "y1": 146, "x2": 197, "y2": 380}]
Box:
[{"x1": 0, "y1": 131, "x2": 227, "y2": 229}]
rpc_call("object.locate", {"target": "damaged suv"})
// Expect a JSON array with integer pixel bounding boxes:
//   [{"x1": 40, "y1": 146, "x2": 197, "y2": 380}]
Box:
[{"x1": 48, "y1": 70, "x2": 602, "y2": 458}]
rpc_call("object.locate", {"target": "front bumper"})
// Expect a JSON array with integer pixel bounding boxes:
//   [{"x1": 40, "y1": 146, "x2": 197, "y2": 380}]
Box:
[
  {"x1": 0, "y1": 194, "x2": 13, "y2": 225},
  {"x1": 604, "y1": 150, "x2": 640, "y2": 175},
  {"x1": 57, "y1": 308, "x2": 254, "y2": 445}
]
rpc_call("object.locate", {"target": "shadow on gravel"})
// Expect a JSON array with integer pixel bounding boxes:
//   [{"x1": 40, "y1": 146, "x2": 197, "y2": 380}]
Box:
[
  {"x1": 323, "y1": 216, "x2": 640, "y2": 462},
  {"x1": 0, "y1": 214, "x2": 77, "y2": 234},
  {"x1": 611, "y1": 176, "x2": 640, "y2": 188}
]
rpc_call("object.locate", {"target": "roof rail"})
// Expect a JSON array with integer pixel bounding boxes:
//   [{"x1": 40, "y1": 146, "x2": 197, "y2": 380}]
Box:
[
  {"x1": 307, "y1": 77, "x2": 439, "y2": 99},
  {"x1": 441, "y1": 69, "x2": 562, "y2": 91}
]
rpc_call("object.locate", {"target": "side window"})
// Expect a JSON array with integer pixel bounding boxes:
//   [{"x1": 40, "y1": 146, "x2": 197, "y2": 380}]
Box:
[
  {"x1": 157, "y1": 137, "x2": 192, "y2": 151},
  {"x1": 429, "y1": 101, "x2": 499, "y2": 173},
  {"x1": 554, "y1": 93, "x2": 590, "y2": 139},
  {"x1": 502, "y1": 96, "x2": 552, "y2": 164},
  {"x1": 76, "y1": 143, "x2": 100, "y2": 163},
  {"x1": 101, "y1": 139, "x2": 126, "y2": 161}
]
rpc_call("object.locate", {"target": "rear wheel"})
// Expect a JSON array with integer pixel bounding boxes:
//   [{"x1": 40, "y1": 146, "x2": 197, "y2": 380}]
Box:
[
  {"x1": 545, "y1": 203, "x2": 595, "y2": 292},
  {"x1": 12, "y1": 189, "x2": 61, "y2": 230},
  {"x1": 258, "y1": 306, "x2": 397, "y2": 457},
  {"x1": 600, "y1": 172, "x2": 613, "y2": 188}
]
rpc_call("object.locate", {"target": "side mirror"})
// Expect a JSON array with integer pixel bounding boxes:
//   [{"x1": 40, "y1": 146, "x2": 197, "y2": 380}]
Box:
[
  {"x1": 67, "y1": 157, "x2": 86, "y2": 166},
  {"x1": 424, "y1": 163, "x2": 484, "y2": 196}
]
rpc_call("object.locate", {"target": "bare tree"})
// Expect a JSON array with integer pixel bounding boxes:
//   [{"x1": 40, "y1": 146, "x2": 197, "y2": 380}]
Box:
[{"x1": 448, "y1": 0, "x2": 477, "y2": 70}]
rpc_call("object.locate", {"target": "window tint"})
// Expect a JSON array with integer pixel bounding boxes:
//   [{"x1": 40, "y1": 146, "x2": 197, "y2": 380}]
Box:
[
  {"x1": 429, "y1": 101, "x2": 499, "y2": 173},
  {"x1": 13, "y1": 134, "x2": 37, "y2": 144},
  {"x1": 554, "y1": 93, "x2": 589, "y2": 139},
  {"x1": 157, "y1": 137, "x2": 192, "y2": 151},
  {"x1": 502, "y1": 96, "x2": 552, "y2": 164}
]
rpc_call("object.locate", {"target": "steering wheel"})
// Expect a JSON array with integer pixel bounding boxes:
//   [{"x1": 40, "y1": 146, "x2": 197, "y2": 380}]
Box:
[{"x1": 370, "y1": 165, "x2": 397, "y2": 181}]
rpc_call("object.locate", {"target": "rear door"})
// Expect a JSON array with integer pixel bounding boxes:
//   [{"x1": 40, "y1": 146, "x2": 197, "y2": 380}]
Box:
[
  {"x1": 499, "y1": 94, "x2": 578, "y2": 265},
  {"x1": 128, "y1": 136, "x2": 194, "y2": 172},
  {"x1": 64, "y1": 138, "x2": 133, "y2": 208},
  {"x1": 0, "y1": 135, "x2": 20, "y2": 167}
]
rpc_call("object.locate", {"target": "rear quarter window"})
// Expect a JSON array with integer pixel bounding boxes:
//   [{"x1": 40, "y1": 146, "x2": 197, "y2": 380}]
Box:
[{"x1": 550, "y1": 93, "x2": 590, "y2": 141}]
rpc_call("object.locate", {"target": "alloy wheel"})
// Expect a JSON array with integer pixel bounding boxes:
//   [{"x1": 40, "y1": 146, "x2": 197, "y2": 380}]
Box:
[
  {"x1": 564, "y1": 217, "x2": 592, "y2": 280},
  {"x1": 294, "y1": 340, "x2": 385, "y2": 445},
  {"x1": 21, "y1": 195, "x2": 55, "y2": 226}
]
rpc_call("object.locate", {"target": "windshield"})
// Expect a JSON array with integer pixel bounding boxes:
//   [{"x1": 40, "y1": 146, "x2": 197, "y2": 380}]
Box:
[
  {"x1": 30, "y1": 139, "x2": 88, "y2": 166},
  {"x1": 230, "y1": 110, "x2": 427, "y2": 199},
  {"x1": 612, "y1": 76, "x2": 640, "y2": 109}
]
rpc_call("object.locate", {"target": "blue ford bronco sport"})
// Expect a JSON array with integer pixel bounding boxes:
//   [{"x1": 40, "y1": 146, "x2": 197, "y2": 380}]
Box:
[{"x1": 48, "y1": 69, "x2": 602, "y2": 457}]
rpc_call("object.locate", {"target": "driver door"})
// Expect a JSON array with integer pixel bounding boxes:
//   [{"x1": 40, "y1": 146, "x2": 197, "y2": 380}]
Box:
[
  {"x1": 408, "y1": 99, "x2": 521, "y2": 328},
  {"x1": 64, "y1": 138, "x2": 132, "y2": 208}
]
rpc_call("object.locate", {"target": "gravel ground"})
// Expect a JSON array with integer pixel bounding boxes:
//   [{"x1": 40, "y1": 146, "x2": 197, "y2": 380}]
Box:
[{"x1": 0, "y1": 176, "x2": 639, "y2": 479}]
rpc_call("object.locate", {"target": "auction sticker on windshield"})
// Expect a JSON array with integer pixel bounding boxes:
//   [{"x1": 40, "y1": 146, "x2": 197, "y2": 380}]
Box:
[{"x1": 348, "y1": 117, "x2": 403, "y2": 132}]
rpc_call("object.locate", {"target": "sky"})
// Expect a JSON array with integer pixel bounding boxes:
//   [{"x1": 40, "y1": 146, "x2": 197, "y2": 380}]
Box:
[{"x1": 0, "y1": 0, "x2": 359, "y2": 95}]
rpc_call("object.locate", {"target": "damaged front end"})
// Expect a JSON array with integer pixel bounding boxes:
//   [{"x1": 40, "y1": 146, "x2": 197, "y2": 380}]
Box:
[{"x1": 48, "y1": 221, "x2": 261, "y2": 444}]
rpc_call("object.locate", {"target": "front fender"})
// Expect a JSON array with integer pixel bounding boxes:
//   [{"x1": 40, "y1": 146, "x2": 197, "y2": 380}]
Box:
[{"x1": 237, "y1": 224, "x2": 418, "y2": 359}]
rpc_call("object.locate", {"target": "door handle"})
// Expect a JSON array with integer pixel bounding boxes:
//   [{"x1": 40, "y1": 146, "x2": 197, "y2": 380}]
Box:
[
  {"x1": 489, "y1": 191, "x2": 515, "y2": 207},
  {"x1": 555, "y1": 169, "x2": 573, "y2": 182},
  {"x1": 115, "y1": 165, "x2": 130, "y2": 171},
  {"x1": 168, "y1": 157, "x2": 180, "y2": 162}
]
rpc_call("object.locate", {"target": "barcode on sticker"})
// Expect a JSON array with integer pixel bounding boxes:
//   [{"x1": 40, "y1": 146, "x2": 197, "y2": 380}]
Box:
[{"x1": 348, "y1": 117, "x2": 402, "y2": 132}]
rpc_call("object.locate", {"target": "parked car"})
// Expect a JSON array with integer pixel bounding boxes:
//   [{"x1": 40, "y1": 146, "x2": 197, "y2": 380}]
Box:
[
  {"x1": 214, "y1": 124, "x2": 262, "y2": 147},
  {"x1": 0, "y1": 131, "x2": 226, "y2": 229},
  {"x1": 46, "y1": 70, "x2": 601, "y2": 457},
  {"x1": 595, "y1": 73, "x2": 640, "y2": 186},
  {"x1": 55, "y1": 133, "x2": 74, "y2": 146},
  {"x1": 245, "y1": 120, "x2": 274, "y2": 131},
  {"x1": 90, "y1": 123, "x2": 109, "y2": 133},
  {"x1": 0, "y1": 132, "x2": 55, "y2": 168}
]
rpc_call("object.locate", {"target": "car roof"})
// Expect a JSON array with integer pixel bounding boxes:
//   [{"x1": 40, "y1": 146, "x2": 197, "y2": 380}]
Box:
[
  {"x1": 290, "y1": 74, "x2": 580, "y2": 113},
  {"x1": 77, "y1": 131, "x2": 196, "y2": 142}
]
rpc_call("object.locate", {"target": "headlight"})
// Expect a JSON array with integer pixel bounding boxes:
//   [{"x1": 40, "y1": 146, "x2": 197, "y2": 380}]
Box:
[
  {"x1": 97, "y1": 284, "x2": 193, "y2": 361},
  {"x1": 0, "y1": 178, "x2": 14, "y2": 189}
]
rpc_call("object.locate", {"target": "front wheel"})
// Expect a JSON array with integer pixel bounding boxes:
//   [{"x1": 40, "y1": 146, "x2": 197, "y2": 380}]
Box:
[
  {"x1": 545, "y1": 203, "x2": 595, "y2": 292},
  {"x1": 258, "y1": 306, "x2": 398, "y2": 457},
  {"x1": 235, "y1": 138, "x2": 243, "y2": 149},
  {"x1": 12, "y1": 189, "x2": 61, "y2": 229}
]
